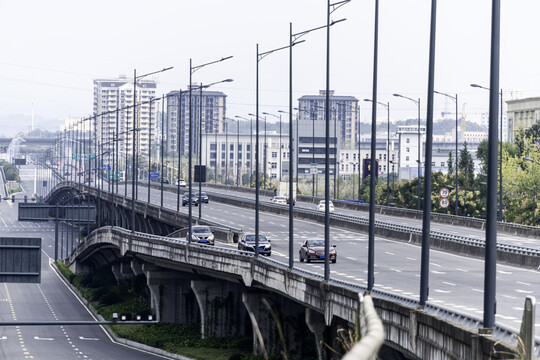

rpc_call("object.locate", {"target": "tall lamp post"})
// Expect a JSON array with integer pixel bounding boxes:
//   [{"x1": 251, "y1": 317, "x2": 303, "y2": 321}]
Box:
[
  {"x1": 263, "y1": 112, "x2": 283, "y2": 183},
  {"x1": 198, "y1": 80, "x2": 233, "y2": 220},
  {"x1": 131, "y1": 66, "x2": 173, "y2": 233},
  {"x1": 236, "y1": 115, "x2": 253, "y2": 186},
  {"x1": 364, "y1": 99, "x2": 390, "y2": 206},
  {"x1": 471, "y1": 83, "x2": 503, "y2": 222},
  {"x1": 434, "y1": 90, "x2": 459, "y2": 215},
  {"x1": 189, "y1": 56, "x2": 232, "y2": 243},
  {"x1": 393, "y1": 93, "x2": 421, "y2": 210}
]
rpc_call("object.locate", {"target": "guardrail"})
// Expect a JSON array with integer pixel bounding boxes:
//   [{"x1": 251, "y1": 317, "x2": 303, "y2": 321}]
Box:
[
  {"x1": 202, "y1": 182, "x2": 540, "y2": 239},
  {"x1": 203, "y1": 191, "x2": 540, "y2": 268}
]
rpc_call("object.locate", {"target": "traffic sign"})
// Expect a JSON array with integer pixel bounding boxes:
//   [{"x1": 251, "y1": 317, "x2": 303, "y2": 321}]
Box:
[
  {"x1": 150, "y1": 172, "x2": 160, "y2": 179},
  {"x1": 102, "y1": 164, "x2": 111, "y2": 171},
  {"x1": 310, "y1": 163, "x2": 318, "y2": 175},
  {"x1": 439, "y1": 187, "x2": 450, "y2": 198},
  {"x1": 440, "y1": 198, "x2": 450, "y2": 208}
]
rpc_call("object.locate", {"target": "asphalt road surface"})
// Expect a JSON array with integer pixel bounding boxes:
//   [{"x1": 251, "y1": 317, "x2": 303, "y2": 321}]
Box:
[{"x1": 0, "y1": 166, "x2": 173, "y2": 360}]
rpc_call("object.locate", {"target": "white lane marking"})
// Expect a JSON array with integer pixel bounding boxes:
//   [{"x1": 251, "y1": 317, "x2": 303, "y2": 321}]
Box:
[
  {"x1": 391, "y1": 268, "x2": 402, "y2": 273},
  {"x1": 456, "y1": 268, "x2": 468, "y2": 272},
  {"x1": 515, "y1": 289, "x2": 533, "y2": 294},
  {"x1": 472, "y1": 288, "x2": 484, "y2": 293},
  {"x1": 79, "y1": 336, "x2": 99, "y2": 341},
  {"x1": 434, "y1": 290, "x2": 452, "y2": 293},
  {"x1": 516, "y1": 281, "x2": 531, "y2": 286},
  {"x1": 384, "y1": 251, "x2": 395, "y2": 256},
  {"x1": 498, "y1": 270, "x2": 513, "y2": 275},
  {"x1": 406, "y1": 257, "x2": 416, "y2": 261},
  {"x1": 432, "y1": 270, "x2": 446, "y2": 274},
  {"x1": 502, "y1": 294, "x2": 517, "y2": 299},
  {"x1": 34, "y1": 336, "x2": 55, "y2": 341},
  {"x1": 0, "y1": 336, "x2": 6, "y2": 340},
  {"x1": 430, "y1": 262, "x2": 442, "y2": 267},
  {"x1": 346, "y1": 257, "x2": 357, "y2": 261},
  {"x1": 442, "y1": 282, "x2": 456, "y2": 286}
]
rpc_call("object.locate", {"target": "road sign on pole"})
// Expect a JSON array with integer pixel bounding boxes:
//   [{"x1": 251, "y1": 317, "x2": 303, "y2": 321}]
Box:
[
  {"x1": 440, "y1": 188, "x2": 450, "y2": 198},
  {"x1": 440, "y1": 198, "x2": 450, "y2": 208},
  {"x1": 150, "y1": 172, "x2": 160, "y2": 179},
  {"x1": 310, "y1": 163, "x2": 318, "y2": 175}
]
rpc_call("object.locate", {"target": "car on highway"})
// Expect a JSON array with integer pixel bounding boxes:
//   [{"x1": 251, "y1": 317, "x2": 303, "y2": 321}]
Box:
[
  {"x1": 191, "y1": 225, "x2": 214, "y2": 245},
  {"x1": 199, "y1": 191, "x2": 209, "y2": 203},
  {"x1": 161, "y1": 178, "x2": 170, "y2": 184},
  {"x1": 238, "y1": 234, "x2": 271, "y2": 256},
  {"x1": 316, "y1": 200, "x2": 334, "y2": 213},
  {"x1": 271, "y1": 196, "x2": 287, "y2": 205},
  {"x1": 182, "y1": 193, "x2": 199, "y2": 206},
  {"x1": 175, "y1": 179, "x2": 187, "y2": 187},
  {"x1": 299, "y1": 239, "x2": 337, "y2": 263}
]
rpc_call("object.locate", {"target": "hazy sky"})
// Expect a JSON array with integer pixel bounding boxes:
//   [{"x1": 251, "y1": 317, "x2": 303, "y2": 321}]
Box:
[{"x1": 0, "y1": 0, "x2": 538, "y2": 131}]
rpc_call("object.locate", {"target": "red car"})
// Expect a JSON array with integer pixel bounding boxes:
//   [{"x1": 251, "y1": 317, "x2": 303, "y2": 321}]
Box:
[{"x1": 299, "y1": 239, "x2": 337, "y2": 263}]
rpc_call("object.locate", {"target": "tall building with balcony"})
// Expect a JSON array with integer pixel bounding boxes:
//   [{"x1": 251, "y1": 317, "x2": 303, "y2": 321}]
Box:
[
  {"x1": 166, "y1": 88, "x2": 227, "y2": 156},
  {"x1": 93, "y1": 76, "x2": 157, "y2": 157},
  {"x1": 295, "y1": 90, "x2": 359, "y2": 177}
]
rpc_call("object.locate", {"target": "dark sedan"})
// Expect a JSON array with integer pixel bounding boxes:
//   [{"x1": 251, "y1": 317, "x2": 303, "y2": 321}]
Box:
[
  {"x1": 299, "y1": 239, "x2": 337, "y2": 263},
  {"x1": 238, "y1": 234, "x2": 271, "y2": 256},
  {"x1": 199, "y1": 192, "x2": 209, "y2": 203},
  {"x1": 182, "y1": 193, "x2": 199, "y2": 206}
]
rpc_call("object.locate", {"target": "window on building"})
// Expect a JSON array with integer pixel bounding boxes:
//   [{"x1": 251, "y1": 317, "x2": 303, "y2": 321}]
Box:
[
  {"x1": 221, "y1": 144, "x2": 225, "y2": 151},
  {"x1": 230, "y1": 144, "x2": 234, "y2": 151},
  {"x1": 406, "y1": 156, "x2": 410, "y2": 161},
  {"x1": 406, "y1": 147, "x2": 410, "y2": 153},
  {"x1": 431, "y1": 162, "x2": 435, "y2": 167},
  {"x1": 272, "y1": 152, "x2": 277, "y2": 158},
  {"x1": 230, "y1": 153, "x2": 234, "y2": 160},
  {"x1": 406, "y1": 138, "x2": 410, "y2": 144},
  {"x1": 271, "y1": 162, "x2": 277, "y2": 169},
  {"x1": 271, "y1": 173, "x2": 277, "y2": 178},
  {"x1": 210, "y1": 143, "x2": 216, "y2": 151},
  {"x1": 441, "y1": 162, "x2": 445, "y2": 167}
]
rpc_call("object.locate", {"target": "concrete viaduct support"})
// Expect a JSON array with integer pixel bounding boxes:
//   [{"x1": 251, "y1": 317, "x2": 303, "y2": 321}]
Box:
[
  {"x1": 142, "y1": 263, "x2": 198, "y2": 324},
  {"x1": 191, "y1": 280, "x2": 247, "y2": 339}
]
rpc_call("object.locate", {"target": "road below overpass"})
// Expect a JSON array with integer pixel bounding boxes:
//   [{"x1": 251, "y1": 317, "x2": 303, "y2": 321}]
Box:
[
  {"x1": 32, "y1": 166, "x2": 540, "y2": 334},
  {"x1": 0, "y1": 166, "x2": 172, "y2": 359}
]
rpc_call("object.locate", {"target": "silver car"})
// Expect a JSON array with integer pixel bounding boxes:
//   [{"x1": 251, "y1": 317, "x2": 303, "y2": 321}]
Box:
[{"x1": 191, "y1": 225, "x2": 215, "y2": 245}]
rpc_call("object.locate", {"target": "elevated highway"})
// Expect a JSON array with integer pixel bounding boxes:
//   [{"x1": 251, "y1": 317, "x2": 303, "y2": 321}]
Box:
[{"x1": 30, "y1": 168, "x2": 540, "y2": 358}]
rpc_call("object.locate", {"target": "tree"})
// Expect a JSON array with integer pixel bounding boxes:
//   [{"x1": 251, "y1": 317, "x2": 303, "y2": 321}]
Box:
[
  {"x1": 447, "y1": 151, "x2": 454, "y2": 176},
  {"x1": 476, "y1": 139, "x2": 488, "y2": 175},
  {"x1": 515, "y1": 123, "x2": 540, "y2": 158},
  {"x1": 458, "y1": 141, "x2": 474, "y2": 188}
]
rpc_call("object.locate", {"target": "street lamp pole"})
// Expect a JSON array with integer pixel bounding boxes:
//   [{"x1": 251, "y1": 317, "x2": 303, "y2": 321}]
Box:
[
  {"x1": 131, "y1": 66, "x2": 173, "y2": 232},
  {"x1": 189, "y1": 56, "x2": 232, "y2": 243},
  {"x1": 434, "y1": 90, "x2": 459, "y2": 215},
  {"x1": 471, "y1": 83, "x2": 504, "y2": 222},
  {"x1": 393, "y1": 93, "x2": 421, "y2": 210},
  {"x1": 256, "y1": 42, "x2": 298, "y2": 258},
  {"x1": 364, "y1": 98, "x2": 390, "y2": 206}
]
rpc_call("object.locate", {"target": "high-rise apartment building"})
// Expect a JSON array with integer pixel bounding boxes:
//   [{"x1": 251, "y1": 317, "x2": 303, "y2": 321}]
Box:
[
  {"x1": 93, "y1": 76, "x2": 157, "y2": 157},
  {"x1": 166, "y1": 89, "x2": 227, "y2": 155},
  {"x1": 295, "y1": 90, "x2": 359, "y2": 177}
]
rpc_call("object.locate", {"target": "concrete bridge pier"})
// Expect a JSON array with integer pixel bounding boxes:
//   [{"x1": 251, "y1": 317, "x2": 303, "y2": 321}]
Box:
[
  {"x1": 191, "y1": 280, "x2": 246, "y2": 339},
  {"x1": 306, "y1": 308, "x2": 326, "y2": 360},
  {"x1": 143, "y1": 264, "x2": 196, "y2": 323},
  {"x1": 111, "y1": 262, "x2": 134, "y2": 282}
]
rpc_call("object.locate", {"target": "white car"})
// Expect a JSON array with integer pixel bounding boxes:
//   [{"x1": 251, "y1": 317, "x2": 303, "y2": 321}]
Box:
[
  {"x1": 317, "y1": 200, "x2": 334, "y2": 213},
  {"x1": 175, "y1": 179, "x2": 187, "y2": 187},
  {"x1": 271, "y1": 196, "x2": 287, "y2": 205}
]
